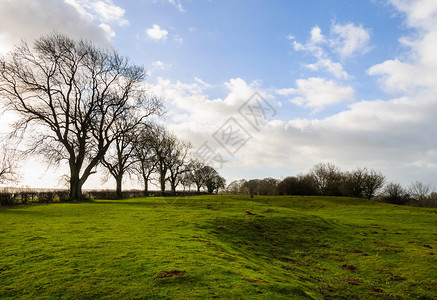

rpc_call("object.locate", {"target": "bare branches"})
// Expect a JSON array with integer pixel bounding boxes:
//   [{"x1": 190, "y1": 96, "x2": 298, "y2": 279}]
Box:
[
  {"x1": 0, "y1": 33, "x2": 162, "y2": 199},
  {"x1": 0, "y1": 143, "x2": 20, "y2": 185}
]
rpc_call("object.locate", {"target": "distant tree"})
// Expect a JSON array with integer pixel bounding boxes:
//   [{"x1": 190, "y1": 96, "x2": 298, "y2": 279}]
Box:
[
  {"x1": 0, "y1": 143, "x2": 20, "y2": 185},
  {"x1": 257, "y1": 177, "x2": 278, "y2": 195},
  {"x1": 166, "y1": 139, "x2": 192, "y2": 194},
  {"x1": 202, "y1": 166, "x2": 226, "y2": 194},
  {"x1": 297, "y1": 173, "x2": 319, "y2": 195},
  {"x1": 277, "y1": 174, "x2": 318, "y2": 196},
  {"x1": 132, "y1": 125, "x2": 158, "y2": 196},
  {"x1": 362, "y1": 170, "x2": 385, "y2": 199},
  {"x1": 188, "y1": 160, "x2": 207, "y2": 192},
  {"x1": 179, "y1": 171, "x2": 194, "y2": 192},
  {"x1": 382, "y1": 182, "x2": 409, "y2": 205},
  {"x1": 226, "y1": 179, "x2": 247, "y2": 194},
  {"x1": 101, "y1": 116, "x2": 141, "y2": 198},
  {"x1": 310, "y1": 163, "x2": 342, "y2": 196},
  {"x1": 408, "y1": 181, "x2": 432, "y2": 203},
  {"x1": 243, "y1": 179, "x2": 260, "y2": 198},
  {"x1": 277, "y1": 176, "x2": 298, "y2": 195},
  {"x1": 0, "y1": 33, "x2": 161, "y2": 200},
  {"x1": 341, "y1": 168, "x2": 366, "y2": 198},
  {"x1": 147, "y1": 127, "x2": 175, "y2": 194}
]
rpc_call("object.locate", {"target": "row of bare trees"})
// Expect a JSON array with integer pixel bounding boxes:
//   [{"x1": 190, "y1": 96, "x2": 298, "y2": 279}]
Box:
[
  {"x1": 99, "y1": 122, "x2": 225, "y2": 198},
  {"x1": 0, "y1": 33, "x2": 225, "y2": 200},
  {"x1": 224, "y1": 162, "x2": 436, "y2": 207}
]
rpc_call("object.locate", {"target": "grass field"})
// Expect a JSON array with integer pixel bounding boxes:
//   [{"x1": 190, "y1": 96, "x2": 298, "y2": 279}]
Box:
[{"x1": 0, "y1": 195, "x2": 436, "y2": 299}]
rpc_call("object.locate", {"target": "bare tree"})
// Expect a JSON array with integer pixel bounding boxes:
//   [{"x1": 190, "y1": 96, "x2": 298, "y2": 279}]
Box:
[
  {"x1": 310, "y1": 162, "x2": 342, "y2": 196},
  {"x1": 383, "y1": 182, "x2": 409, "y2": 205},
  {"x1": 101, "y1": 114, "x2": 148, "y2": 198},
  {"x1": 0, "y1": 33, "x2": 161, "y2": 200},
  {"x1": 166, "y1": 139, "x2": 192, "y2": 194},
  {"x1": 147, "y1": 126, "x2": 175, "y2": 194},
  {"x1": 187, "y1": 159, "x2": 206, "y2": 192},
  {"x1": 257, "y1": 177, "x2": 278, "y2": 195},
  {"x1": 341, "y1": 168, "x2": 366, "y2": 198},
  {"x1": 225, "y1": 179, "x2": 247, "y2": 195},
  {"x1": 362, "y1": 169, "x2": 385, "y2": 199},
  {"x1": 198, "y1": 166, "x2": 226, "y2": 194},
  {"x1": 243, "y1": 179, "x2": 260, "y2": 198},
  {"x1": 0, "y1": 143, "x2": 20, "y2": 184},
  {"x1": 132, "y1": 124, "x2": 158, "y2": 196},
  {"x1": 408, "y1": 181, "x2": 432, "y2": 202}
]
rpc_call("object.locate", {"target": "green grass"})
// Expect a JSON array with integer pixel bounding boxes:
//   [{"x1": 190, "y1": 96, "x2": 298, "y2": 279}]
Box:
[{"x1": 1, "y1": 195, "x2": 436, "y2": 299}]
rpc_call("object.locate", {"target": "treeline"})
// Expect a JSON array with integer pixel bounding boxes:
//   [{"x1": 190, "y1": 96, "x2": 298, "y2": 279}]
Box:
[
  {"x1": 224, "y1": 163, "x2": 437, "y2": 207},
  {"x1": 0, "y1": 33, "x2": 226, "y2": 201}
]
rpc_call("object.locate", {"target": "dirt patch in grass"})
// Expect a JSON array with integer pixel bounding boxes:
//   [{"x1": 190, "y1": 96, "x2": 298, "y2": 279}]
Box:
[
  {"x1": 340, "y1": 264, "x2": 357, "y2": 272},
  {"x1": 157, "y1": 270, "x2": 186, "y2": 279},
  {"x1": 351, "y1": 249, "x2": 362, "y2": 253},
  {"x1": 369, "y1": 287, "x2": 384, "y2": 293}
]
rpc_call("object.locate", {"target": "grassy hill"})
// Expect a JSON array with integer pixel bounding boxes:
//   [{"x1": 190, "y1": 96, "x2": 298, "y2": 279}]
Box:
[{"x1": 0, "y1": 195, "x2": 436, "y2": 299}]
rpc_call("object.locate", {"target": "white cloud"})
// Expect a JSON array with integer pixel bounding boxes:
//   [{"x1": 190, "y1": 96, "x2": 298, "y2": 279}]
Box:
[
  {"x1": 368, "y1": 0, "x2": 437, "y2": 93},
  {"x1": 90, "y1": 0, "x2": 129, "y2": 26},
  {"x1": 291, "y1": 22, "x2": 371, "y2": 78},
  {"x1": 331, "y1": 22, "x2": 371, "y2": 58},
  {"x1": 310, "y1": 26, "x2": 325, "y2": 44},
  {"x1": 149, "y1": 74, "x2": 436, "y2": 186},
  {"x1": 151, "y1": 60, "x2": 172, "y2": 70},
  {"x1": 0, "y1": 0, "x2": 130, "y2": 54},
  {"x1": 292, "y1": 25, "x2": 350, "y2": 79},
  {"x1": 306, "y1": 58, "x2": 349, "y2": 80},
  {"x1": 276, "y1": 77, "x2": 354, "y2": 111},
  {"x1": 146, "y1": 24, "x2": 168, "y2": 40},
  {"x1": 99, "y1": 23, "x2": 116, "y2": 39},
  {"x1": 168, "y1": 0, "x2": 186, "y2": 13}
]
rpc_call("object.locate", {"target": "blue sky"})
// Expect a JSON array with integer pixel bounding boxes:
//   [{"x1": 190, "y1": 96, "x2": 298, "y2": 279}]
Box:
[{"x1": 1, "y1": 0, "x2": 437, "y2": 190}]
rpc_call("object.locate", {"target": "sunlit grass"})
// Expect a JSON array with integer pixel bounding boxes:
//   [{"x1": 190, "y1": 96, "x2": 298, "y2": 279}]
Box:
[{"x1": 1, "y1": 195, "x2": 436, "y2": 299}]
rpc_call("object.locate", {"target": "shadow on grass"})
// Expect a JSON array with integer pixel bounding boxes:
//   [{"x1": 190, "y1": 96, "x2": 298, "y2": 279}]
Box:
[
  {"x1": 0, "y1": 209, "x2": 42, "y2": 215},
  {"x1": 206, "y1": 213, "x2": 340, "y2": 262}
]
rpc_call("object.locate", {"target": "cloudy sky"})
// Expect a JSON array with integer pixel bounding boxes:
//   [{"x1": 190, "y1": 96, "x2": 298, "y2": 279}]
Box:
[{"x1": 1, "y1": 0, "x2": 437, "y2": 189}]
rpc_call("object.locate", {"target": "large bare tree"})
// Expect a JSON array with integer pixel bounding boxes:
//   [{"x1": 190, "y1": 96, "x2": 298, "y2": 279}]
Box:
[{"x1": 0, "y1": 33, "x2": 161, "y2": 200}]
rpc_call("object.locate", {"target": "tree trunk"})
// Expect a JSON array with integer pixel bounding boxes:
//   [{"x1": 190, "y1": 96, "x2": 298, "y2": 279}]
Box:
[
  {"x1": 69, "y1": 173, "x2": 82, "y2": 201},
  {"x1": 160, "y1": 172, "x2": 166, "y2": 195},
  {"x1": 143, "y1": 176, "x2": 149, "y2": 196},
  {"x1": 171, "y1": 180, "x2": 176, "y2": 195},
  {"x1": 116, "y1": 176, "x2": 122, "y2": 199}
]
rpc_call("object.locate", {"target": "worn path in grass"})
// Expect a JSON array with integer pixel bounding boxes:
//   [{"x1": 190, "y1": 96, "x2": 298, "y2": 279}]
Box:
[{"x1": 0, "y1": 195, "x2": 436, "y2": 299}]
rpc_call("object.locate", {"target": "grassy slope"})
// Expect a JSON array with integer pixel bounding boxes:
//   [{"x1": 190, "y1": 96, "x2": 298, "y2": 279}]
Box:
[{"x1": 0, "y1": 195, "x2": 436, "y2": 299}]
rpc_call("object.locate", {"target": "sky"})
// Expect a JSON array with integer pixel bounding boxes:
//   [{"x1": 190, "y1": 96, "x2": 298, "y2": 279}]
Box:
[{"x1": 1, "y1": 0, "x2": 437, "y2": 190}]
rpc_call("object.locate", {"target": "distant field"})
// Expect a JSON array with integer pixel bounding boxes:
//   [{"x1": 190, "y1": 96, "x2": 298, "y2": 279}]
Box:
[{"x1": 0, "y1": 195, "x2": 436, "y2": 299}]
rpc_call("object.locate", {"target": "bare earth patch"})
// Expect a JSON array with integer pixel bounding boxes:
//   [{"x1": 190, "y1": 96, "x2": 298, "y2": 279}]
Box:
[
  {"x1": 340, "y1": 264, "x2": 357, "y2": 272},
  {"x1": 342, "y1": 277, "x2": 361, "y2": 285}
]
